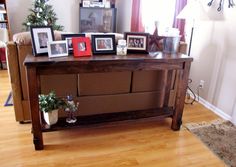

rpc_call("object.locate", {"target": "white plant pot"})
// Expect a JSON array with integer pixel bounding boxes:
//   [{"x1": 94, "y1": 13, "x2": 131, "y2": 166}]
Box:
[{"x1": 43, "y1": 109, "x2": 58, "y2": 125}]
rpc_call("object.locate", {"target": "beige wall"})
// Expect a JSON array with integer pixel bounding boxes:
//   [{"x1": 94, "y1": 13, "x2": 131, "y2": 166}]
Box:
[
  {"x1": 7, "y1": 0, "x2": 80, "y2": 34},
  {"x1": 116, "y1": 0, "x2": 132, "y2": 33},
  {"x1": 6, "y1": 0, "x2": 32, "y2": 34},
  {"x1": 48, "y1": 0, "x2": 79, "y2": 33},
  {"x1": 6, "y1": 0, "x2": 130, "y2": 35},
  {"x1": 189, "y1": 1, "x2": 236, "y2": 121}
]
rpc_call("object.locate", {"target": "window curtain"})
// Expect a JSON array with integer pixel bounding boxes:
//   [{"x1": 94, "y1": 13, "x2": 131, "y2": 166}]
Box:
[
  {"x1": 131, "y1": 0, "x2": 144, "y2": 32},
  {"x1": 173, "y1": 0, "x2": 187, "y2": 41}
]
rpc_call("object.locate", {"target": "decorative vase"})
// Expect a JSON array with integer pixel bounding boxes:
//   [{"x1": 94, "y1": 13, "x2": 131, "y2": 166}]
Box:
[{"x1": 43, "y1": 109, "x2": 58, "y2": 125}]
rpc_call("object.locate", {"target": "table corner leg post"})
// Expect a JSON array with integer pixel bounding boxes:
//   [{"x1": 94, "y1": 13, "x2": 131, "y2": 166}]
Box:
[
  {"x1": 171, "y1": 114, "x2": 183, "y2": 130},
  {"x1": 171, "y1": 62, "x2": 191, "y2": 131},
  {"x1": 33, "y1": 136, "x2": 44, "y2": 150},
  {"x1": 26, "y1": 66, "x2": 44, "y2": 150}
]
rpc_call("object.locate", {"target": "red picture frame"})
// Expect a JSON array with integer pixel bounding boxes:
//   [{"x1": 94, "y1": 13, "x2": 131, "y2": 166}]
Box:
[{"x1": 72, "y1": 37, "x2": 92, "y2": 57}]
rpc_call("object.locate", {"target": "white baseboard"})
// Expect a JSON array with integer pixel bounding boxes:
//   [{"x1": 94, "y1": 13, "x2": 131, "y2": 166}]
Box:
[{"x1": 197, "y1": 96, "x2": 232, "y2": 121}]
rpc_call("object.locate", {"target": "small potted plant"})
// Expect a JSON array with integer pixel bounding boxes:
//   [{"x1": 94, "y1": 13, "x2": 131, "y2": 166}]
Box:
[{"x1": 39, "y1": 91, "x2": 65, "y2": 125}]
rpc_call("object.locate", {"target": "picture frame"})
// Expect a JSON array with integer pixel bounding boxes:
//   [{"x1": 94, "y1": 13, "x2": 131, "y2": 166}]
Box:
[
  {"x1": 72, "y1": 37, "x2": 92, "y2": 57},
  {"x1": 89, "y1": 0, "x2": 104, "y2": 7},
  {"x1": 82, "y1": 0, "x2": 90, "y2": 7},
  {"x1": 47, "y1": 40, "x2": 68, "y2": 58},
  {"x1": 91, "y1": 34, "x2": 116, "y2": 55},
  {"x1": 61, "y1": 33, "x2": 85, "y2": 53},
  {"x1": 124, "y1": 32, "x2": 149, "y2": 53},
  {"x1": 30, "y1": 26, "x2": 54, "y2": 56},
  {"x1": 0, "y1": 4, "x2": 6, "y2": 13},
  {"x1": 79, "y1": 7, "x2": 116, "y2": 33}
]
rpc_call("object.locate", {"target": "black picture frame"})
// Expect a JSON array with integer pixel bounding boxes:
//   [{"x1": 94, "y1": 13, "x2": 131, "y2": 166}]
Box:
[
  {"x1": 61, "y1": 33, "x2": 85, "y2": 53},
  {"x1": 79, "y1": 7, "x2": 116, "y2": 33},
  {"x1": 91, "y1": 34, "x2": 116, "y2": 55},
  {"x1": 30, "y1": 26, "x2": 54, "y2": 56},
  {"x1": 124, "y1": 32, "x2": 149, "y2": 53}
]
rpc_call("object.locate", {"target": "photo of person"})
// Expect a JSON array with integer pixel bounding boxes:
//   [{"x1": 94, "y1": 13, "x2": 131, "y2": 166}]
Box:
[
  {"x1": 66, "y1": 38, "x2": 73, "y2": 50},
  {"x1": 51, "y1": 43, "x2": 67, "y2": 55},
  {"x1": 78, "y1": 42, "x2": 86, "y2": 51},
  {"x1": 96, "y1": 38, "x2": 112, "y2": 50},
  {"x1": 128, "y1": 39, "x2": 134, "y2": 47},
  {"x1": 125, "y1": 33, "x2": 148, "y2": 53},
  {"x1": 92, "y1": 35, "x2": 116, "y2": 54},
  {"x1": 128, "y1": 37, "x2": 145, "y2": 49},
  {"x1": 38, "y1": 32, "x2": 49, "y2": 48},
  {"x1": 139, "y1": 38, "x2": 144, "y2": 48}
]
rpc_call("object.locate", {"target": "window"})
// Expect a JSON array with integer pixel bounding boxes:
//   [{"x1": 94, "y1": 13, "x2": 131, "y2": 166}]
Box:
[{"x1": 141, "y1": 0, "x2": 176, "y2": 34}]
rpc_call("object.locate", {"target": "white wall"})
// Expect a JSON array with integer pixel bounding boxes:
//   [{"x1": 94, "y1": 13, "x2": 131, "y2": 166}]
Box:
[{"x1": 189, "y1": 0, "x2": 236, "y2": 120}]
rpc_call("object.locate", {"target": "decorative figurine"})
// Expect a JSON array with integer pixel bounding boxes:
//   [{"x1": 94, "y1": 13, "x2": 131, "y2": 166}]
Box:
[
  {"x1": 65, "y1": 95, "x2": 79, "y2": 123},
  {"x1": 117, "y1": 39, "x2": 127, "y2": 56},
  {"x1": 149, "y1": 21, "x2": 164, "y2": 52}
]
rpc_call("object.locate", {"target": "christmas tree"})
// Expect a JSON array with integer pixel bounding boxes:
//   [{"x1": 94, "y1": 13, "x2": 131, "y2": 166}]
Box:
[{"x1": 22, "y1": 0, "x2": 64, "y2": 31}]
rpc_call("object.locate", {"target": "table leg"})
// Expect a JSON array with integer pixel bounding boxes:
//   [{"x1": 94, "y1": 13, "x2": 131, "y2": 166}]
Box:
[
  {"x1": 163, "y1": 70, "x2": 173, "y2": 107},
  {"x1": 171, "y1": 62, "x2": 191, "y2": 130},
  {"x1": 26, "y1": 67, "x2": 44, "y2": 150}
]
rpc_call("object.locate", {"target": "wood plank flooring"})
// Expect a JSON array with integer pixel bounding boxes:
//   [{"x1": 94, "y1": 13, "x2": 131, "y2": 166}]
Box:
[{"x1": 0, "y1": 70, "x2": 226, "y2": 167}]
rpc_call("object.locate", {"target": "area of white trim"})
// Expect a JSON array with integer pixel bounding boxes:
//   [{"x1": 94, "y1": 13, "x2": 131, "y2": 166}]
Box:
[{"x1": 197, "y1": 96, "x2": 232, "y2": 121}]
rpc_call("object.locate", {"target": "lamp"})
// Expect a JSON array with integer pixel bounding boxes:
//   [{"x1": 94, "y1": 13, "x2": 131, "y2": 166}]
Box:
[
  {"x1": 177, "y1": 0, "x2": 209, "y2": 104},
  {"x1": 177, "y1": 0, "x2": 209, "y2": 56}
]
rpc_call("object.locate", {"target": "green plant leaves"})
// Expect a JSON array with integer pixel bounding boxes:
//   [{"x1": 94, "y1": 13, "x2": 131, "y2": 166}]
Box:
[{"x1": 39, "y1": 91, "x2": 65, "y2": 113}]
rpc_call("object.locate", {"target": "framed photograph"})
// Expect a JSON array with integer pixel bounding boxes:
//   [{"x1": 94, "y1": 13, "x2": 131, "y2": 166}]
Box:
[
  {"x1": 91, "y1": 34, "x2": 116, "y2": 55},
  {"x1": 0, "y1": 4, "x2": 6, "y2": 13},
  {"x1": 72, "y1": 37, "x2": 92, "y2": 57},
  {"x1": 82, "y1": 0, "x2": 90, "y2": 7},
  {"x1": 89, "y1": 0, "x2": 104, "y2": 7},
  {"x1": 47, "y1": 41, "x2": 68, "y2": 58},
  {"x1": 79, "y1": 7, "x2": 116, "y2": 33},
  {"x1": 30, "y1": 26, "x2": 54, "y2": 56},
  {"x1": 125, "y1": 32, "x2": 149, "y2": 53},
  {"x1": 61, "y1": 33, "x2": 85, "y2": 53}
]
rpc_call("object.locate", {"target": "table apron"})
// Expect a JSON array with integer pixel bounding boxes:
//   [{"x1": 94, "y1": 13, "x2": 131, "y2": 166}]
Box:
[{"x1": 35, "y1": 62, "x2": 185, "y2": 75}]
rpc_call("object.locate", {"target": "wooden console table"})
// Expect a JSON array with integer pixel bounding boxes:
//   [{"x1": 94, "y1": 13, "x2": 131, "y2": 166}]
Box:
[{"x1": 24, "y1": 53, "x2": 193, "y2": 150}]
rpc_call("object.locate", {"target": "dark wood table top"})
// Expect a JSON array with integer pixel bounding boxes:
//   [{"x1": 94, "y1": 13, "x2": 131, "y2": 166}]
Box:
[{"x1": 24, "y1": 52, "x2": 193, "y2": 67}]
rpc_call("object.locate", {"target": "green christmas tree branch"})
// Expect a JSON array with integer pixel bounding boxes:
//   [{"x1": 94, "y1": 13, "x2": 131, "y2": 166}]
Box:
[{"x1": 22, "y1": 0, "x2": 64, "y2": 31}]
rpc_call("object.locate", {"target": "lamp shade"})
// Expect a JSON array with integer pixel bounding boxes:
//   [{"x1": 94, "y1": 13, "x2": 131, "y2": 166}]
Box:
[{"x1": 177, "y1": 0, "x2": 209, "y2": 20}]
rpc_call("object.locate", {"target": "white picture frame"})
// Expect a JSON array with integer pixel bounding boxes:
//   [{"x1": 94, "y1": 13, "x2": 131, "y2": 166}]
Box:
[
  {"x1": 83, "y1": 0, "x2": 90, "y2": 7},
  {"x1": 30, "y1": 26, "x2": 54, "y2": 56},
  {"x1": 47, "y1": 41, "x2": 69, "y2": 58},
  {"x1": 89, "y1": 0, "x2": 104, "y2": 7},
  {"x1": 0, "y1": 4, "x2": 6, "y2": 13}
]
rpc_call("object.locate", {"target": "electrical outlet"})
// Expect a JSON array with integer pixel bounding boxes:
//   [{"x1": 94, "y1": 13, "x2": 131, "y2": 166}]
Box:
[{"x1": 199, "y1": 80, "x2": 205, "y2": 89}]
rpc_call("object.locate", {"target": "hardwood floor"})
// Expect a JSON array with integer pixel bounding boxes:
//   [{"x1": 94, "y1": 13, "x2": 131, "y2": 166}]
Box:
[{"x1": 0, "y1": 70, "x2": 225, "y2": 167}]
